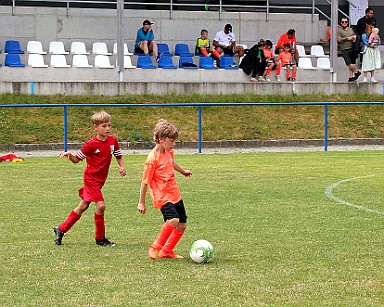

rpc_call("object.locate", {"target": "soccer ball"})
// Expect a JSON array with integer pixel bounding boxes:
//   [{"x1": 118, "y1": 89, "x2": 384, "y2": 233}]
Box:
[{"x1": 189, "y1": 239, "x2": 214, "y2": 264}]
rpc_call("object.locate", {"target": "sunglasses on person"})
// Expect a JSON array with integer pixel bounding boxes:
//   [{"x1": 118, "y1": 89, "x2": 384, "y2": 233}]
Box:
[{"x1": 341, "y1": 21, "x2": 348, "y2": 23}]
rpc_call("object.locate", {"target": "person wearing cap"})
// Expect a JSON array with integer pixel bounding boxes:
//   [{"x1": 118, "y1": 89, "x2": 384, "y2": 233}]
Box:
[
  {"x1": 274, "y1": 29, "x2": 299, "y2": 65},
  {"x1": 134, "y1": 19, "x2": 159, "y2": 62},
  {"x1": 213, "y1": 24, "x2": 244, "y2": 57}
]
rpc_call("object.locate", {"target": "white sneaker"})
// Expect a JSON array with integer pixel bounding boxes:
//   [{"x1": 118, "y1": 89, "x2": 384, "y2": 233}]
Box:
[
  {"x1": 371, "y1": 77, "x2": 378, "y2": 83},
  {"x1": 265, "y1": 76, "x2": 271, "y2": 82},
  {"x1": 362, "y1": 77, "x2": 368, "y2": 82},
  {"x1": 276, "y1": 76, "x2": 281, "y2": 82}
]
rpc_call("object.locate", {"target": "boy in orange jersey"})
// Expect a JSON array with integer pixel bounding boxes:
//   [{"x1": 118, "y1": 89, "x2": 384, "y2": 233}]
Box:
[
  {"x1": 138, "y1": 119, "x2": 192, "y2": 259},
  {"x1": 53, "y1": 111, "x2": 126, "y2": 246},
  {"x1": 276, "y1": 43, "x2": 297, "y2": 81},
  {"x1": 263, "y1": 40, "x2": 278, "y2": 82}
]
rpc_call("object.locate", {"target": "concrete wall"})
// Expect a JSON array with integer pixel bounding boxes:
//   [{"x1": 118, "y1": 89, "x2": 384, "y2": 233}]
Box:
[{"x1": 0, "y1": 6, "x2": 327, "y2": 54}]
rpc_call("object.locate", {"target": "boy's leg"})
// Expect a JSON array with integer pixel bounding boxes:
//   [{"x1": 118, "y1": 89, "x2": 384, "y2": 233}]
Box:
[
  {"x1": 53, "y1": 200, "x2": 89, "y2": 245},
  {"x1": 148, "y1": 220, "x2": 175, "y2": 259},
  {"x1": 94, "y1": 201, "x2": 115, "y2": 246},
  {"x1": 158, "y1": 200, "x2": 187, "y2": 259}
]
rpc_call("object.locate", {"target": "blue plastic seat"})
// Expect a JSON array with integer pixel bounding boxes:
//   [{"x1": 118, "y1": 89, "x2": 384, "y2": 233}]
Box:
[
  {"x1": 4, "y1": 40, "x2": 24, "y2": 54},
  {"x1": 158, "y1": 56, "x2": 177, "y2": 69},
  {"x1": 158, "y1": 43, "x2": 173, "y2": 57},
  {"x1": 179, "y1": 57, "x2": 198, "y2": 69},
  {"x1": 199, "y1": 56, "x2": 218, "y2": 69},
  {"x1": 219, "y1": 56, "x2": 238, "y2": 69},
  {"x1": 5, "y1": 54, "x2": 25, "y2": 67},
  {"x1": 175, "y1": 44, "x2": 194, "y2": 57},
  {"x1": 137, "y1": 55, "x2": 157, "y2": 69}
]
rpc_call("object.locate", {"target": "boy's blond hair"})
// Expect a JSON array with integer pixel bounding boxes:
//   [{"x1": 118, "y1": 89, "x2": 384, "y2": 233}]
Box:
[
  {"x1": 91, "y1": 111, "x2": 111, "y2": 126},
  {"x1": 153, "y1": 119, "x2": 179, "y2": 143}
]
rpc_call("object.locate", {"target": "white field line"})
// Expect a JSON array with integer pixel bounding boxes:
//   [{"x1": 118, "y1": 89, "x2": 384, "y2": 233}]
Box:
[{"x1": 325, "y1": 175, "x2": 384, "y2": 215}]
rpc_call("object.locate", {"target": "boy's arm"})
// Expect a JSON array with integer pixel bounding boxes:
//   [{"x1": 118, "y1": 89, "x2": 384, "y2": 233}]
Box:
[
  {"x1": 59, "y1": 152, "x2": 81, "y2": 163},
  {"x1": 138, "y1": 182, "x2": 148, "y2": 214},
  {"x1": 173, "y1": 162, "x2": 192, "y2": 177},
  {"x1": 116, "y1": 156, "x2": 126, "y2": 176}
]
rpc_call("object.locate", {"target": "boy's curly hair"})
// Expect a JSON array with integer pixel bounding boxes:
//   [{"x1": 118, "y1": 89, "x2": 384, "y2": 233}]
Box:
[{"x1": 153, "y1": 119, "x2": 179, "y2": 143}]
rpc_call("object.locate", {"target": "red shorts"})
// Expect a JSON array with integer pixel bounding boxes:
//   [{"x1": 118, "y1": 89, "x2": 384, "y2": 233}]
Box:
[{"x1": 78, "y1": 183, "x2": 104, "y2": 203}]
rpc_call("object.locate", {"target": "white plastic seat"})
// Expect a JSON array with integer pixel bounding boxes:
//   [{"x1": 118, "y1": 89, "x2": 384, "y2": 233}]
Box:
[
  {"x1": 27, "y1": 41, "x2": 46, "y2": 54},
  {"x1": 316, "y1": 57, "x2": 331, "y2": 69},
  {"x1": 94, "y1": 55, "x2": 114, "y2": 68},
  {"x1": 118, "y1": 55, "x2": 136, "y2": 69},
  {"x1": 310, "y1": 45, "x2": 329, "y2": 57},
  {"x1": 113, "y1": 43, "x2": 133, "y2": 55},
  {"x1": 49, "y1": 41, "x2": 69, "y2": 54},
  {"x1": 298, "y1": 57, "x2": 315, "y2": 69},
  {"x1": 28, "y1": 54, "x2": 48, "y2": 67},
  {"x1": 50, "y1": 54, "x2": 70, "y2": 67},
  {"x1": 92, "y1": 42, "x2": 112, "y2": 55},
  {"x1": 72, "y1": 54, "x2": 93, "y2": 68},
  {"x1": 70, "y1": 42, "x2": 90, "y2": 55},
  {"x1": 296, "y1": 44, "x2": 309, "y2": 57}
]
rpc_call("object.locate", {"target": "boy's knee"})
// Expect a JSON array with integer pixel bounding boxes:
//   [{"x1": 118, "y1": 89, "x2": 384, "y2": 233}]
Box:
[
  {"x1": 177, "y1": 223, "x2": 187, "y2": 232},
  {"x1": 168, "y1": 218, "x2": 180, "y2": 226}
]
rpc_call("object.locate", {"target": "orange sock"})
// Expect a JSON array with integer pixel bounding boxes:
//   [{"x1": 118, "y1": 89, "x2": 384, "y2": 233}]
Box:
[
  {"x1": 292, "y1": 71, "x2": 297, "y2": 78},
  {"x1": 153, "y1": 220, "x2": 175, "y2": 249},
  {"x1": 59, "y1": 210, "x2": 80, "y2": 233},
  {"x1": 276, "y1": 66, "x2": 281, "y2": 75},
  {"x1": 161, "y1": 228, "x2": 184, "y2": 253},
  {"x1": 265, "y1": 69, "x2": 271, "y2": 76},
  {"x1": 94, "y1": 213, "x2": 105, "y2": 241},
  {"x1": 212, "y1": 50, "x2": 221, "y2": 58},
  {"x1": 201, "y1": 47, "x2": 208, "y2": 56}
]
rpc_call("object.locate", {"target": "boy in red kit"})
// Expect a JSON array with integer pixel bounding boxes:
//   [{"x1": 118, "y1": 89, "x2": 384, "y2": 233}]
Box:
[
  {"x1": 53, "y1": 111, "x2": 126, "y2": 246},
  {"x1": 276, "y1": 43, "x2": 297, "y2": 81},
  {"x1": 137, "y1": 119, "x2": 192, "y2": 259}
]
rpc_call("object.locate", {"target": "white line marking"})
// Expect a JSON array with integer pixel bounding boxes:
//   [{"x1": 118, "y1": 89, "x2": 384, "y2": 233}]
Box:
[{"x1": 325, "y1": 175, "x2": 384, "y2": 215}]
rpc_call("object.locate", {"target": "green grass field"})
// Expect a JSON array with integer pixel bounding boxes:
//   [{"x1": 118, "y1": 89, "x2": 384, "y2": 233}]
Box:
[{"x1": 1, "y1": 151, "x2": 383, "y2": 306}]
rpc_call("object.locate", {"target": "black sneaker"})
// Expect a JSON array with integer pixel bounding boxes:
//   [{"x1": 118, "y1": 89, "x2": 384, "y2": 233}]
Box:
[
  {"x1": 286, "y1": 77, "x2": 291, "y2": 81},
  {"x1": 354, "y1": 70, "x2": 361, "y2": 79},
  {"x1": 96, "y1": 237, "x2": 116, "y2": 247},
  {"x1": 348, "y1": 77, "x2": 356, "y2": 82},
  {"x1": 291, "y1": 78, "x2": 296, "y2": 82},
  {"x1": 53, "y1": 226, "x2": 64, "y2": 245},
  {"x1": 155, "y1": 56, "x2": 160, "y2": 63}
]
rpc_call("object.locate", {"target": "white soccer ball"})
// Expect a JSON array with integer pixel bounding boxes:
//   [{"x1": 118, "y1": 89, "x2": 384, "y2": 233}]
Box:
[{"x1": 189, "y1": 239, "x2": 214, "y2": 263}]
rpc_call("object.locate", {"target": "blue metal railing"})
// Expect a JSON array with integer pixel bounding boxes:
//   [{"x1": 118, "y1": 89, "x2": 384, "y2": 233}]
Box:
[{"x1": 0, "y1": 101, "x2": 383, "y2": 153}]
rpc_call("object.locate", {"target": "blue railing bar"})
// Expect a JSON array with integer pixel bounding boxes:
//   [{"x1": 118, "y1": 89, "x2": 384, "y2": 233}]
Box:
[
  {"x1": 1, "y1": 102, "x2": 384, "y2": 108},
  {"x1": 198, "y1": 105, "x2": 202, "y2": 154},
  {"x1": 324, "y1": 104, "x2": 328, "y2": 152},
  {"x1": 63, "y1": 105, "x2": 68, "y2": 152}
]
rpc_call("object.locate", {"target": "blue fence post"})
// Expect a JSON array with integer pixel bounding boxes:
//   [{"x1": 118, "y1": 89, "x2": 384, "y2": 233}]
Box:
[
  {"x1": 324, "y1": 103, "x2": 328, "y2": 151},
  {"x1": 198, "y1": 105, "x2": 202, "y2": 153},
  {"x1": 63, "y1": 105, "x2": 68, "y2": 152}
]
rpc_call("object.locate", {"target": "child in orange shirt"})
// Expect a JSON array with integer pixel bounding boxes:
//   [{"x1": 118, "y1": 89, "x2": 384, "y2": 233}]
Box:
[
  {"x1": 276, "y1": 43, "x2": 297, "y2": 81},
  {"x1": 263, "y1": 40, "x2": 279, "y2": 82},
  {"x1": 138, "y1": 119, "x2": 192, "y2": 259}
]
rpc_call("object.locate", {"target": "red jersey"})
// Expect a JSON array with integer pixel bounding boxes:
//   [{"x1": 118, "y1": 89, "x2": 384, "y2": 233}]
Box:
[
  {"x1": 142, "y1": 148, "x2": 182, "y2": 208},
  {"x1": 76, "y1": 135, "x2": 122, "y2": 186}
]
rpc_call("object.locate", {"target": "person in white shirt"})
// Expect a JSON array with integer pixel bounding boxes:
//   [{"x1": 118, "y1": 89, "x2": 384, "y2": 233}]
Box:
[{"x1": 213, "y1": 23, "x2": 244, "y2": 57}]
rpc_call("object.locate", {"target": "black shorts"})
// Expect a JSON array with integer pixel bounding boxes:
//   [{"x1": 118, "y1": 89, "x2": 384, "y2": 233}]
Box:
[
  {"x1": 221, "y1": 47, "x2": 234, "y2": 56},
  {"x1": 341, "y1": 48, "x2": 357, "y2": 66},
  {"x1": 160, "y1": 200, "x2": 187, "y2": 223},
  {"x1": 135, "y1": 44, "x2": 153, "y2": 55}
]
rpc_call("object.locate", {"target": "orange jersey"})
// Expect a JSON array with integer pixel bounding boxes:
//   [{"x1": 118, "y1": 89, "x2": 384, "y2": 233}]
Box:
[
  {"x1": 278, "y1": 51, "x2": 293, "y2": 66},
  {"x1": 263, "y1": 48, "x2": 274, "y2": 60},
  {"x1": 275, "y1": 32, "x2": 297, "y2": 51},
  {"x1": 142, "y1": 148, "x2": 182, "y2": 208}
]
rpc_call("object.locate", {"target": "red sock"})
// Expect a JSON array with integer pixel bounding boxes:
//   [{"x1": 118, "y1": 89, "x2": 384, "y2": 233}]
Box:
[
  {"x1": 265, "y1": 69, "x2": 271, "y2": 76},
  {"x1": 153, "y1": 220, "x2": 175, "y2": 249},
  {"x1": 94, "y1": 213, "x2": 105, "y2": 241},
  {"x1": 59, "y1": 210, "x2": 80, "y2": 233},
  {"x1": 292, "y1": 71, "x2": 297, "y2": 78},
  {"x1": 286, "y1": 71, "x2": 291, "y2": 79},
  {"x1": 276, "y1": 66, "x2": 281, "y2": 75},
  {"x1": 201, "y1": 47, "x2": 208, "y2": 56},
  {"x1": 161, "y1": 228, "x2": 184, "y2": 253},
  {"x1": 212, "y1": 50, "x2": 221, "y2": 58}
]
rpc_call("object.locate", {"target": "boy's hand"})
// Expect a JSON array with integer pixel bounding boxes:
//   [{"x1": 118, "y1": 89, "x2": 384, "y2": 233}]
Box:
[
  {"x1": 183, "y1": 170, "x2": 192, "y2": 177},
  {"x1": 59, "y1": 152, "x2": 70, "y2": 159},
  {"x1": 138, "y1": 203, "x2": 146, "y2": 214},
  {"x1": 119, "y1": 166, "x2": 126, "y2": 176}
]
